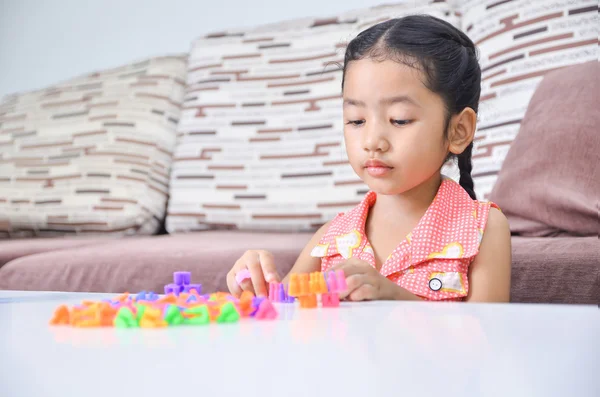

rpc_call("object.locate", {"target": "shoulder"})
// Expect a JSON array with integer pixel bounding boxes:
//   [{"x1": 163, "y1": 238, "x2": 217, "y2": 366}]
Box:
[
  {"x1": 484, "y1": 207, "x2": 510, "y2": 237},
  {"x1": 476, "y1": 206, "x2": 511, "y2": 262}
]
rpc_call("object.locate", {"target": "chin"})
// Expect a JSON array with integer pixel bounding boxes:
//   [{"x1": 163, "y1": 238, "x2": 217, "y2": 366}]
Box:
[{"x1": 363, "y1": 179, "x2": 405, "y2": 196}]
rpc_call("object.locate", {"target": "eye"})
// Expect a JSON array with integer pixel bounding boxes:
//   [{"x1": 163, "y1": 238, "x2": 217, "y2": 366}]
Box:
[
  {"x1": 392, "y1": 119, "x2": 412, "y2": 126},
  {"x1": 346, "y1": 120, "x2": 365, "y2": 127}
]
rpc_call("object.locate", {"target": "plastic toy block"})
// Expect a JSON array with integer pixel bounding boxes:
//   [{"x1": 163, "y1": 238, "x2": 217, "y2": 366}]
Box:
[
  {"x1": 255, "y1": 299, "x2": 277, "y2": 320},
  {"x1": 249, "y1": 297, "x2": 266, "y2": 316},
  {"x1": 137, "y1": 291, "x2": 159, "y2": 301},
  {"x1": 134, "y1": 304, "x2": 147, "y2": 322},
  {"x1": 268, "y1": 282, "x2": 277, "y2": 301},
  {"x1": 186, "y1": 295, "x2": 198, "y2": 303},
  {"x1": 335, "y1": 270, "x2": 348, "y2": 292},
  {"x1": 288, "y1": 274, "x2": 300, "y2": 297},
  {"x1": 298, "y1": 294, "x2": 317, "y2": 309},
  {"x1": 309, "y1": 272, "x2": 328, "y2": 294},
  {"x1": 288, "y1": 273, "x2": 310, "y2": 297},
  {"x1": 235, "y1": 269, "x2": 252, "y2": 285},
  {"x1": 268, "y1": 282, "x2": 295, "y2": 303},
  {"x1": 164, "y1": 283, "x2": 182, "y2": 296},
  {"x1": 322, "y1": 293, "x2": 340, "y2": 307},
  {"x1": 217, "y1": 302, "x2": 240, "y2": 323},
  {"x1": 163, "y1": 305, "x2": 184, "y2": 326},
  {"x1": 183, "y1": 284, "x2": 202, "y2": 294},
  {"x1": 299, "y1": 274, "x2": 310, "y2": 296},
  {"x1": 50, "y1": 305, "x2": 70, "y2": 325},
  {"x1": 239, "y1": 292, "x2": 255, "y2": 316},
  {"x1": 114, "y1": 307, "x2": 138, "y2": 328},
  {"x1": 140, "y1": 316, "x2": 168, "y2": 328},
  {"x1": 135, "y1": 291, "x2": 147, "y2": 301},
  {"x1": 173, "y1": 271, "x2": 191, "y2": 286},
  {"x1": 183, "y1": 305, "x2": 210, "y2": 325},
  {"x1": 326, "y1": 271, "x2": 338, "y2": 292}
]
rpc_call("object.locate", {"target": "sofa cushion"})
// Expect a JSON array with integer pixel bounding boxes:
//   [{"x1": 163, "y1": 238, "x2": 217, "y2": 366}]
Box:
[
  {"x1": 0, "y1": 232, "x2": 312, "y2": 294},
  {"x1": 0, "y1": 55, "x2": 187, "y2": 237},
  {"x1": 489, "y1": 61, "x2": 599, "y2": 236},
  {"x1": 0, "y1": 237, "x2": 112, "y2": 268},
  {"x1": 510, "y1": 236, "x2": 599, "y2": 305},
  {"x1": 166, "y1": 2, "x2": 460, "y2": 232},
  {"x1": 460, "y1": 0, "x2": 598, "y2": 199}
]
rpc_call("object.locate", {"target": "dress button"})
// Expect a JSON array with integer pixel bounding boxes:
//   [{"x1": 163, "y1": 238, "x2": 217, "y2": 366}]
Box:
[{"x1": 429, "y1": 277, "x2": 442, "y2": 291}]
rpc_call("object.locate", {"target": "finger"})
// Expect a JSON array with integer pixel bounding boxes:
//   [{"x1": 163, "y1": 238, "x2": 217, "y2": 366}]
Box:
[
  {"x1": 348, "y1": 284, "x2": 377, "y2": 301},
  {"x1": 226, "y1": 271, "x2": 243, "y2": 298},
  {"x1": 332, "y1": 260, "x2": 369, "y2": 277},
  {"x1": 338, "y1": 273, "x2": 367, "y2": 300},
  {"x1": 246, "y1": 253, "x2": 268, "y2": 297},
  {"x1": 257, "y1": 251, "x2": 280, "y2": 283},
  {"x1": 239, "y1": 278, "x2": 256, "y2": 295}
]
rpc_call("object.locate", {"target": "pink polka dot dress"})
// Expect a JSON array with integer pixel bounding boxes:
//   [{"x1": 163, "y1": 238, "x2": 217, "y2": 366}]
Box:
[{"x1": 310, "y1": 178, "x2": 500, "y2": 301}]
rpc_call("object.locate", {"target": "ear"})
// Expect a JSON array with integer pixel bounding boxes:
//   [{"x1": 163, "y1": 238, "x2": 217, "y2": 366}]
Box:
[{"x1": 447, "y1": 107, "x2": 477, "y2": 155}]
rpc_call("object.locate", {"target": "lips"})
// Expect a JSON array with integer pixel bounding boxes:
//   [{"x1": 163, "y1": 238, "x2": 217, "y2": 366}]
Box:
[{"x1": 364, "y1": 159, "x2": 393, "y2": 177}]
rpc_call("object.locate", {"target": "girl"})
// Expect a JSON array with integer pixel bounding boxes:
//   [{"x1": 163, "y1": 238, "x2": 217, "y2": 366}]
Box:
[{"x1": 226, "y1": 15, "x2": 512, "y2": 302}]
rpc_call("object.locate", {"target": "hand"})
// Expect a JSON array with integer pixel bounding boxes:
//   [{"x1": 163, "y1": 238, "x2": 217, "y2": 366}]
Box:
[
  {"x1": 333, "y1": 258, "x2": 418, "y2": 301},
  {"x1": 226, "y1": 250, "x2": 281, "y2": 298}
]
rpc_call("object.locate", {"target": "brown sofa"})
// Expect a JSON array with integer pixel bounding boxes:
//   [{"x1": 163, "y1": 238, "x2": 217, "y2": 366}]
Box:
[{"x1": 0, "y1": 233, "x2": 598, "y2": 304}]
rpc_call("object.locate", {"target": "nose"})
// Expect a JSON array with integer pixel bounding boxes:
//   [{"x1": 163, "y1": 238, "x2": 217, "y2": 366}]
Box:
[{"x1": 363, "y1": 121, "x2": 390, "y2": 153}]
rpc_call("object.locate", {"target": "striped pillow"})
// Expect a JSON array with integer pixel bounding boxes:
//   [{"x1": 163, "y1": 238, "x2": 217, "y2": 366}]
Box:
[
  {"x1": 167, "y1": 1, "x2": 459, "y2": 232},
  {"x1": 462, "y1": 0, "x2": 598, "y2": 199},
  {"x1": 0, "y1": 55, "x2": 187, "y2": 237}
]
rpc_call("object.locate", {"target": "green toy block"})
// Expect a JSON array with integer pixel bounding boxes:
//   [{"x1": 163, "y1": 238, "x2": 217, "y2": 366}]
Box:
[
  {"x1": 183, "y1": 305, "x2": 210, "y2": 326},
  {"x1": 114, "y1": 307, "x2": 138, "y2": 328},
  {"x1": 217, "y1": 302, "x2": 240, "y2": 323}
]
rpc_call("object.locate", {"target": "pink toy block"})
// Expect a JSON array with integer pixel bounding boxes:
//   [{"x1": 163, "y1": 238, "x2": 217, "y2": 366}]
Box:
[
  {"x1": 235, "y1": 269, "x2": 252, "y2": 285},
  {"x1": 322, "y1": 293, "x2": 340, "y2": 307},
  {"x1": 335, "y1": 270, "x2": 348, "y2": 292},
  {"x1": 255, "y1": 299, "x2": 278, "y2": 320}
]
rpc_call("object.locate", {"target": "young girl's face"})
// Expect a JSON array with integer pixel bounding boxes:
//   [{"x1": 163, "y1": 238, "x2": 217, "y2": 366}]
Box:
[{"x1": 342, "y1": 58, "x2": 450, "y2": 195}]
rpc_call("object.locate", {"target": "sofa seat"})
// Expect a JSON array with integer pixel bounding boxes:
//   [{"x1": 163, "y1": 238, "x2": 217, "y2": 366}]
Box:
[{"x1": 0, "y1": 234, "x2": 597, "y2": 305}]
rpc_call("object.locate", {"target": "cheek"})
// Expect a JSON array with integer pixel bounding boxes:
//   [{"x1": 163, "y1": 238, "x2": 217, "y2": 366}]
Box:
[{"x1": 343, "y1": 130, "x2": 363, "y2": 158}]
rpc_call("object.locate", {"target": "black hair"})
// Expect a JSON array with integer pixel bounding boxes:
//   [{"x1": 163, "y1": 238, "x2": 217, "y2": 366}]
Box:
[{"x1": 342, "y1": 14, "x2": 480, "y2": 200}]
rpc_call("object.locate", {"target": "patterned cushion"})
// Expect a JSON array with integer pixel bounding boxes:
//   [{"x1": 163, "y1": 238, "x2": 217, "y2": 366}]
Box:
[
  {"x1": 461, "y1": 0, "x2": 598, "y2": 199},
  {"x1": 166, "y1": 1, "x2": 459, "y2": 232},
  {"x1": 0, "y1": 55, "x2": 187, "y2": 237}
]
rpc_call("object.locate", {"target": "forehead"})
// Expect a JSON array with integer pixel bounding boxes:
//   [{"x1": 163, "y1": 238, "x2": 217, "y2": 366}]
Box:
[{"x1": 343, "y1": 58, "x2": 433, "y2": 105}]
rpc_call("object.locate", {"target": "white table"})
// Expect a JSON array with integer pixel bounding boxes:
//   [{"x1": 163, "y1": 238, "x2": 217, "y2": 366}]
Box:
[{"x1": 0, "y1": 291, "x2": 598, "y2": 397}]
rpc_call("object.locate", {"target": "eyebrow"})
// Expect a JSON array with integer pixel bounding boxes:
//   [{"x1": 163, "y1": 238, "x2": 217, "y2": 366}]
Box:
[{"x1": 343, "y1": 95, "x2": 420, "y2": 108}]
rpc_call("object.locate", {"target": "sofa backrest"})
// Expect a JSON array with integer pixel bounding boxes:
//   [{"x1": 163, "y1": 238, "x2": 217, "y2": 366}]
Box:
[{"x1": 166, "y1": 1, "x2": 459, "y2": 232}]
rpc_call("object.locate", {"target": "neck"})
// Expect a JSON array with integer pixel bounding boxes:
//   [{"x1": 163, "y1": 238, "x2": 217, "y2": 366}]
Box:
[{"x1": 373, "y1": 173, "x2": 443, "y2": 220}]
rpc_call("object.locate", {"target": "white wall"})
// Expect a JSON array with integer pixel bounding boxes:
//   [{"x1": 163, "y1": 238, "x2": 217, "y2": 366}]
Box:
[{"x1": 0, "y1": 0, "x2": 388, "y2": 97}]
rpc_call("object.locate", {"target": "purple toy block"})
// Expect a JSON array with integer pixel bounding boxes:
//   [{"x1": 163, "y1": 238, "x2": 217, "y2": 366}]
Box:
[
  {"x1": 183, "y1": 284, "x2": 202, "y2": 294},
  {"x1": 173, "y1": 271, "x2": 191, "y2": 286},
  {"x1": 327, "y1": 271, "x2": 338, "y2": 292},
  {"x1": 277, "y1": 284, "x2": 286, "y2": 302},
  {"x1": 164, "y1": 283, "x2": 182, "y2": 296}
]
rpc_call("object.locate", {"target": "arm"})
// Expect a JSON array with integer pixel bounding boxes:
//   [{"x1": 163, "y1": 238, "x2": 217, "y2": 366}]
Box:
[
  {"x1": 281, "y1": 220, "x2": 332, "y2": 283},
  {"x1": 465, "y1": 207, "x2": 512, "y2": 303}
]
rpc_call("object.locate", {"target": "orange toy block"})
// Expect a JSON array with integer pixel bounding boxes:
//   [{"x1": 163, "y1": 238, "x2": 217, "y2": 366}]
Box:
[
  {"x1": 50, "y1": 305, "x2": 71, "y2": 325},
  {"x1": 299, "y1": 274, "x2": 310, "y2": 296},
  {"x1": 298, "y1": 294, "x2": 317, "y2": 309},
  {"x1": 288, "y1": 274, "x2": 300, "y2": 297},
  {"x1": 158, "y1": 294, "x2": 177, "y2": 304},
  {"x1": 239, "y1": 291, "x2": 255, "y2": 317},
  {"x1": 309, "y1": 272, "x2": 328, "y2": 294}
]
